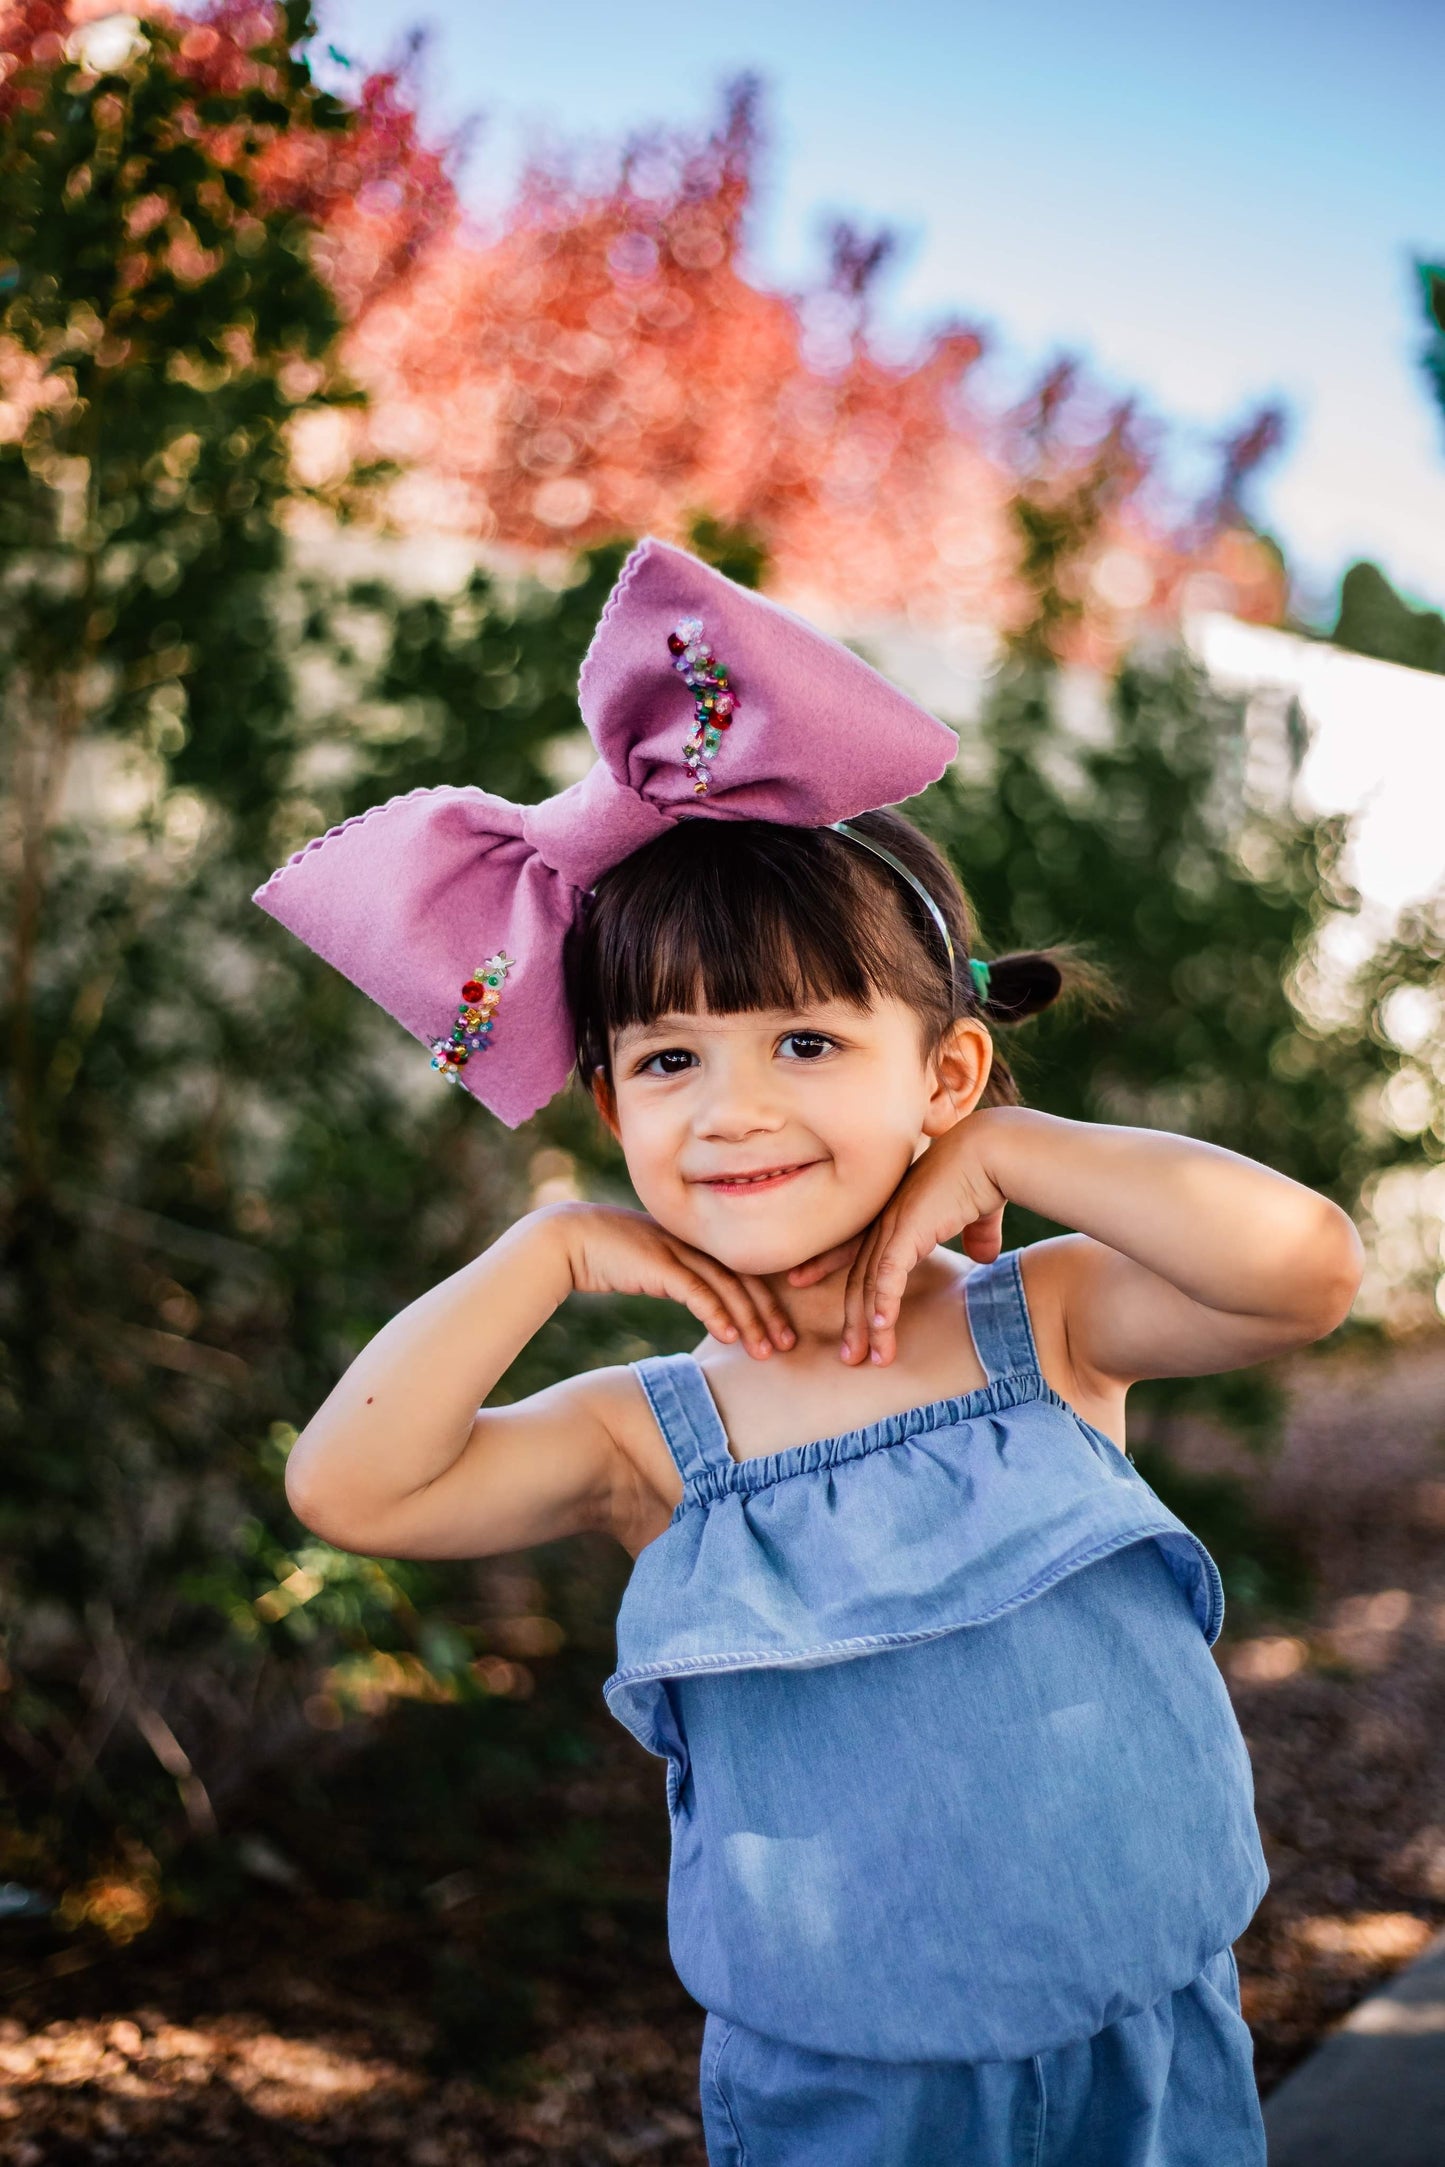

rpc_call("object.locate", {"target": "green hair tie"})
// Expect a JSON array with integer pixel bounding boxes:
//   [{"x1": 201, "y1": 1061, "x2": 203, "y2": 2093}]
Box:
[{"x1": 969, "y1": 957, "x2": 992, "y2": 1004}]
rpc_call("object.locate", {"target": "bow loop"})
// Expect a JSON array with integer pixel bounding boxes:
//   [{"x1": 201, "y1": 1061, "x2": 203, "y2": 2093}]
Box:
[{"x1": 578, "y1": 540, "x2": 957, "y2": 827}]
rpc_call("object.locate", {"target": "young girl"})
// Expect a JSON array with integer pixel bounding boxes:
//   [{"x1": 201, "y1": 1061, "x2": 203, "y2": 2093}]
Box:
[{"x1": 256, "y1": 539, "x2": 1363, "y2": 2166}]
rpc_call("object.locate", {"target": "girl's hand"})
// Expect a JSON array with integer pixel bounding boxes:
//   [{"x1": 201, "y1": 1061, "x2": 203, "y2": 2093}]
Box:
[
  {"x1": 549, "y1": 1203, "x2": 795, "y2": 1361},
  {"x1": 788, "y1": 1116, "x2": 1008, "y2": 1367}
]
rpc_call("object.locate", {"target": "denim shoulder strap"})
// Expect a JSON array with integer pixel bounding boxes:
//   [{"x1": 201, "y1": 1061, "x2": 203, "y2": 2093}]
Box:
[
  {"x1": 963, "y1": 1249, "x2": 1042, "y2": 1381},
  {"x1": 632, "y1": 1353, "x2": 736, "y2": 1488}
]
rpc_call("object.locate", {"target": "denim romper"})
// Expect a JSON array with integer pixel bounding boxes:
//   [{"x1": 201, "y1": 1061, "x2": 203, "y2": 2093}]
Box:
[{"x1": 604, "y1": 1251, "x2": 1270, "y2": 2166}]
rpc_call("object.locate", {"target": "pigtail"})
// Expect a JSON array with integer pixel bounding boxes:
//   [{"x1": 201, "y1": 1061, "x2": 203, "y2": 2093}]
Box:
[
  {"x1": 975, "y1": 946, "x2": 1115, "y2": 1026},
  {"x1": 975, "y1": 952, "x2": 1062, "y2": 1023},
  {"x1": 971, "y1": 943, "x2": 1115, "y2": 1107}
]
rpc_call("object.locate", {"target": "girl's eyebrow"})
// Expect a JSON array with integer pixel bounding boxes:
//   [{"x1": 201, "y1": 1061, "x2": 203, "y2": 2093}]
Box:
[
  {"x1": 613, "y1": 1015, "x2": 698, "y2": 1045},
  {"x1": 614, "y1": 1002, "x2": 868, "y2": 1052},
  {"x1": 610, "y1": 1017, "x2": 703, "y2": 1057}
]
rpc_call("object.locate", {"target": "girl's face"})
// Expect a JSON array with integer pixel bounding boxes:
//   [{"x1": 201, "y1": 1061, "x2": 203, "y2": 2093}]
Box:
[{"x1": 600, "y1": 996, "x2": 991, "y2": 1277}]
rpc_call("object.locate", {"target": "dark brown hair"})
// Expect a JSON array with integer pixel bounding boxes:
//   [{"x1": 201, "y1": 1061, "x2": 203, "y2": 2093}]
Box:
[{"x1": 569, "y1": 808, "x2": 1084, "y2": 1107}]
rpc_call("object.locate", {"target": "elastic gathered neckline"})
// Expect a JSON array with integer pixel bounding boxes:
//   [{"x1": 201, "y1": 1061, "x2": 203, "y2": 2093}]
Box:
[{"x1": 672, "y1": 1362, "x2": 1072, "y2": 1511}]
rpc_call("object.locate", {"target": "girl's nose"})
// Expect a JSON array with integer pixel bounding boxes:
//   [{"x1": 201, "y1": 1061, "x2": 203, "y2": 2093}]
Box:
[{"x1": 694, "y1": 1064, "x2": 786, "y2": 1141}]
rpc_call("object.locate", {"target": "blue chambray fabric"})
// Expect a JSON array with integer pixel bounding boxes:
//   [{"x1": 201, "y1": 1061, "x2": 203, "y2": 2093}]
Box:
[
  {"x1": 697, "y1": 1948, "x2": 1266, "y2": 2167},
  {"x1": 602, "y1": 1249, "x2": 1269, "y2": 2064}
]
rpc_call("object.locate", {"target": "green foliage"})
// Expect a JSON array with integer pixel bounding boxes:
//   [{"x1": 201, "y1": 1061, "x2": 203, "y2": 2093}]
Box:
[
  {"x1": 305, "y1": 544, "x2": 635, "y2": 819},
  {"x1": 1332, "y1": 560, "x2": 1445, "y2": 676},
  {"x1": 1129, "y1": 1448, "x2": 1311, "y2": 1621},
  {"x1": 683, "y1": 509, "x2": 768, "y2": 590},
  {"x1": 921, "y1": 653, "x2": 1380, "y2": 1200},
  {"x1": 1351, "y1": 886, "x2": 1445, "y2": 1177},
  {"x1": 0, "y1": 8, "x2": 640, "y2": 1899},
  {"x1": 0, "y1": 6, "x2": 361, "y2": 833}
]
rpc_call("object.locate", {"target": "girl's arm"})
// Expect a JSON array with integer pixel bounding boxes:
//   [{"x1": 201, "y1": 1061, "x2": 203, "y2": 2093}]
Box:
[
  {"x1": 284, "y1": 1205, "x2": 793, "y2": 1560},
  {"x1": 835, "y1": 1107, "x2": 1364, "y2": 1380}
]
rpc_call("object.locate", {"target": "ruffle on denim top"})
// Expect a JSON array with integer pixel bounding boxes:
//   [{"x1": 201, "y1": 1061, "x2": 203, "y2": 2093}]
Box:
[
  {"x1": 601, "y1": 1250, "x2": 1268, "y2": 2063},
  {"x1": 604, "y1": 1251, "x2": 1221, "y2": 1761}
]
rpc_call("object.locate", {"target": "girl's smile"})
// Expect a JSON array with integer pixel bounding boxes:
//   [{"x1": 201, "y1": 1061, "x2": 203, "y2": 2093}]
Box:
[{"x1": 688, "y1": 1159, "x2": 826, "y2": 1197}]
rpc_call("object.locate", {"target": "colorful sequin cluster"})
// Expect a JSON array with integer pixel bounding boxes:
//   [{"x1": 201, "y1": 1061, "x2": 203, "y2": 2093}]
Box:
[
  {"x1": 429, "y1": 952, "x2": 516, "y2": 1083},
  {"x1": 668, "y1": 615, "x2": 738, "y2": 795}
]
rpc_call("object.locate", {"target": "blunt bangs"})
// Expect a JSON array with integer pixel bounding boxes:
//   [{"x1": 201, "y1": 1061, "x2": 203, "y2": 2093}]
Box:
[{"x1": 570, "y1": 818, "x2": 959, "y2": 1083}]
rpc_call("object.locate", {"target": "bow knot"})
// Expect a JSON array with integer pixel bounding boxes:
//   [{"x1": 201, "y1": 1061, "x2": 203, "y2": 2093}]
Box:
[{"x1": 520, "y1": 758, "x2": 672, "y2": 890}]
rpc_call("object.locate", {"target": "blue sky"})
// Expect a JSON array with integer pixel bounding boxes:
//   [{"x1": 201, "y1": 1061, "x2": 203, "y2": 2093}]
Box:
[{"x1": 322, "y1": 0, "x2": 1445, "y2": 619}]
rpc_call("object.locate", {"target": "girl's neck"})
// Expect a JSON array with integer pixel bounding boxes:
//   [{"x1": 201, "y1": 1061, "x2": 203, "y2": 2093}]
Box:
[
  {"x1": 764, "y1": 1246, "x2": 962, "y2": 1351},
  {"x1": 769, "y1": 1265, "x2": 851, "y2": 1348}
]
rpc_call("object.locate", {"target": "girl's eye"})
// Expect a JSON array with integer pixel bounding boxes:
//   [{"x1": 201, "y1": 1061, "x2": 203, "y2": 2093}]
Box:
[
  {"x1": 778, "y1": 1032, "x2": 836, "y2": 1061},
  {"x1": 637, "y1": 1047, "x2": 696, "y2": 1076}
]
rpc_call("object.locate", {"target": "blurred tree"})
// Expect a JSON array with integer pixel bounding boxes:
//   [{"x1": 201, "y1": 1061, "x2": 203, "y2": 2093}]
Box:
[
  {"x1": 1, "y1": 0, "x2": 451, "y2": 1161},
  {"x1": 915, "y1": 652, "x2": 1379, "y2": 1449},
  {"x1": 999, "y1": 359, "x2": 1147, "y2": 667},
  {"x1": 339, "y1": 80, "x2": 1288, "y2": 651},
  {"x1": 1199, "y1": 404, "x2": 1289, "y2": 535},
  {"x1": 926, "y1": 657, "x2": 1375, "y2": 1197},
  {"x1": 1331, "y1": 561, "x2": 1445, "y2": 675},
  {"x1": 0, "y1": 3, "x2": 585, "y2": 1903},
  {"x1": 1316, "y1": 264, "x2": 1445, "y2": 675},
  {"x1": 904, "y1": 388, "x2": 1437, "y2": 1449}
]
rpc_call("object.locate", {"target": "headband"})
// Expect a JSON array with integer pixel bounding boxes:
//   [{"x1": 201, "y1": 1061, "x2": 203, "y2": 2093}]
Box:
[
  {"x1": 253, "y1": 537, "x2": 959, "y2": 1127},
  {"x1": 830, "y1": 822, "x2": 993, "y2": 1005}
]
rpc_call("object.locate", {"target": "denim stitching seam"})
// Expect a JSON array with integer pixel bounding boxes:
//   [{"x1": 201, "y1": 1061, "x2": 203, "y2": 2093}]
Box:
[
  {"x1": 1030, "y1": 2053, "x2": 1047, "y2": 2167},
  {"x1": 604, "y1": 1517, "x2": 1215, "y2": 1690},
  {"x1": 708, "y1": 2022, "x2": 748, "y2": 2166},
  {"x1": 673, "y1": 1368, "x2": 1051, "y2": 1506},
  {"x1": 635, "y1": 1362, "x2": 696, "y2": 1489},
  {"x1": 1008, "y1": 1248, "x2": 1044, "y2": 1372}
]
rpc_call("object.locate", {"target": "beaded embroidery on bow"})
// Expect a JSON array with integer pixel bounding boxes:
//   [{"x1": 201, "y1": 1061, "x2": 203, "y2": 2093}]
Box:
[
  {"x1": 667, "y1": 615, "x2": 738, "y2": 795},
  {"x1": 429, "y1": 952, "x2": 515, "y2": 1083}
]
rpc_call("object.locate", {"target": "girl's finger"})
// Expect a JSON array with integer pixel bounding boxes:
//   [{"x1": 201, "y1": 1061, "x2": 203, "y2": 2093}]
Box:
[
  {"x1": 739, "y1": 1274, "x2": 797, "y2": 1351},
  {"x1": 671, "y1": 1266, "x2": 742, "y2": 1345},
  {"x1": 842, "y1": 1220, "x2": 884, "y2": 1363},
  {"x1": 685, "y1": 1254, "x2": 778, "y2": 1360},
  {"x1": 867, "y1": 1232, "x2": 921, "y2": 1364},
  {"x1": 787, "y1": 1237, "x2": 861, "y2": 1288},
  {"x1": 961, "y1": 1205, "x2": 1005, "y2": 1263}
]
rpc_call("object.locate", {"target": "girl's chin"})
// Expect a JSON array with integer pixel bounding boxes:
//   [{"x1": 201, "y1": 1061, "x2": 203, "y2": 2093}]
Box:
[
  {"x1": 713, "y1": 1246, "x2": 817, "y2": 1280},
  {"x1": 688, "y1": 1224, "x2": 866, "y2": 1282},
  {"x1": 644, "y1": 1187, "x2": 885, "y2": 1280}
]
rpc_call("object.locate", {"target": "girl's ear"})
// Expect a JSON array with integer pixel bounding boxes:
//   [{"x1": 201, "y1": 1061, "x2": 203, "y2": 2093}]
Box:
[
  {"x1": 922, "y1": 1017, "x2": 993, "y2": 1136},
  {"x1": 589, "y1": 1069, "x2": 622, "y2": 1140}
]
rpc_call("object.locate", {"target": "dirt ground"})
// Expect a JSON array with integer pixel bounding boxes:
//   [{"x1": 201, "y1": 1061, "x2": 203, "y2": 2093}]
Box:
[
  {"x1": 2, "y1": 1337, "x2": 1443, "y2": 2164},
  {"x1": 1195, "y1": 1335, "x2": 1445, "y2": 2086}
]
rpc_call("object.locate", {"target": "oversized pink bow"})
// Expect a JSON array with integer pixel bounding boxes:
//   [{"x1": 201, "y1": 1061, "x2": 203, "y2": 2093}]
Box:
[{"x1": 253, "y1": 537, "x2": 958, "y2": 1126}]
